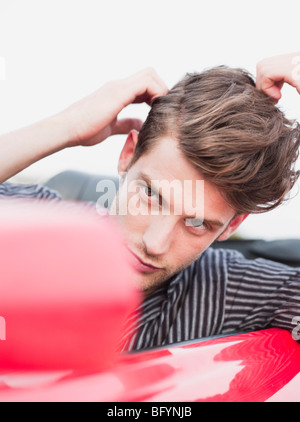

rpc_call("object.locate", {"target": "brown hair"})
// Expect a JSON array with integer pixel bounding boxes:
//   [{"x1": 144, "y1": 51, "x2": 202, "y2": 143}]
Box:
[{"x1": 131, "y1": 66, "x2": 300, "y2": 214}]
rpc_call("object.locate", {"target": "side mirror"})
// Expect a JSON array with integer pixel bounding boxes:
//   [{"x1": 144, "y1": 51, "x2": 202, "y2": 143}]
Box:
[{"x1": 0, "y1": 200, "x2": 139, "y2": 371}]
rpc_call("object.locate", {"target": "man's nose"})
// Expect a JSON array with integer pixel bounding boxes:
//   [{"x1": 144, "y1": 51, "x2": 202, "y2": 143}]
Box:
[{"x1": 142, "y1": 217, "x2": 176, "y2": 256}]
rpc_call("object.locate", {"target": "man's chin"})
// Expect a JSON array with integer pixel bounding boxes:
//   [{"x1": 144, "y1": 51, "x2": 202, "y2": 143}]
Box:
[{"x1": 132, "y1": 269, "x2": 174, "y2": 297}]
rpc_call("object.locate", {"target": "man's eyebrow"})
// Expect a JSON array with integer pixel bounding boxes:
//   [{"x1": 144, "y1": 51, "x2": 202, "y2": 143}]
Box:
[
  {"x1": 138, "y1": 171, "x2": 155, "y2": 188},
  {"x1": 203, "y1": 218, "x2": 225, "y2": 228},
  {"x1": 185, "y1": 214, "x2": 225, "y2": 228}
]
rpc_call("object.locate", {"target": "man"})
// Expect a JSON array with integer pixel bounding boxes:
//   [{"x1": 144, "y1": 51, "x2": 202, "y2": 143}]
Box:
[{"x1": 1, "y1": 53, "x2": 300, "y2": 352}]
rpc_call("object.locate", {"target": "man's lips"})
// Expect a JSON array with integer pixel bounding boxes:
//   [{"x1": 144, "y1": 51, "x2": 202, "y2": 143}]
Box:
[{"x1": 128, "y1": 249, "x2": 162, "y2": 274}]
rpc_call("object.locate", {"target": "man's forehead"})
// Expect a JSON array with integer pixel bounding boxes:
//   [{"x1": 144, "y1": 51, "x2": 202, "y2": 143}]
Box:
[
  {"x1": 135, "y1": 136, "x2": 199, "y2": 179},
  {"x1": 145, "y1": 135, "x2": 181, "y2": 158}
]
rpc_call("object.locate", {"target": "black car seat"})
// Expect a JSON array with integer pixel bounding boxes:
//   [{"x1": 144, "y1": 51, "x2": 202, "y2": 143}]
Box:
[{"x1": 44, "y1": 170, "x2": 119, "y2": 209}]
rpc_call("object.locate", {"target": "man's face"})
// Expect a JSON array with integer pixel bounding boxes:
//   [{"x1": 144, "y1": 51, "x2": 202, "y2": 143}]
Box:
[{"x1": 110, "y1": 134, "x2": 246, "y2": 296}]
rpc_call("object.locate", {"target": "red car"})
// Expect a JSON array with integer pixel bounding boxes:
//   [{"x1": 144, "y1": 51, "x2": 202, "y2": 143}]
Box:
[{"x1": 0, "y1": 200, "x2": 299, "y2": 402}]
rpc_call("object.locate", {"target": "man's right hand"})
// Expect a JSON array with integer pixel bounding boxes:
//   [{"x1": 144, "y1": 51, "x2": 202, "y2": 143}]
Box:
[{"x1": 62, "y1": 68, "x2": 169, "y2": 147}]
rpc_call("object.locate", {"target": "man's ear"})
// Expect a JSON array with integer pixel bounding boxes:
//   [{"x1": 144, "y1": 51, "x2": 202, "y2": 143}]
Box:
[
  {"x1": 118, "y1": 130, "x2": 139, "y2": 174},
  {"x1": 217, "y1": 214, "x2": 248, "y2": 242}
]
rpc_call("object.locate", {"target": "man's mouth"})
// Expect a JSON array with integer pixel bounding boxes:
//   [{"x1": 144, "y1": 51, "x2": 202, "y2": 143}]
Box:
[{"x1": 127, "y1": 249, "x2": 162, "y2": 274}]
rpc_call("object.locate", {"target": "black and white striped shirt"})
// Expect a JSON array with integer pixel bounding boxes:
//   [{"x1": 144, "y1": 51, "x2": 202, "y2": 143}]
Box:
[
  {"x1": 0, "y1": 181, "x2": 62, "y2": 201},
  {"x1": 119, "y1": 247, "x2": 300, "y2": 351},
  {"x1": 1, "y1": 182, "x2": 300, "y2": 352}
]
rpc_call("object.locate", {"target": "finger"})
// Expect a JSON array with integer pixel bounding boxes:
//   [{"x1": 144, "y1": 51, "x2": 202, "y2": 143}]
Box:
[
  {"x1": 144, "y1": 69, "x2": 169, "y2": 104},
  {"x1": 256, "y1": 62, "x2": 285, "y2": 91},
  {"x1": 126, "y1": 68, "x2": 169, "y2": 106},
  {"x1": 262, "y1": 83, "x2": 282, "y2": 102},
  {"x1": 112, "y1": 118, "x2": 144, "y2": 135},
  {"x1": 275, "y1": 80, "x2": 285, "y2": 90},
  {"x1": 256, "y1": 69, "x2": 283, "y2": 101}
]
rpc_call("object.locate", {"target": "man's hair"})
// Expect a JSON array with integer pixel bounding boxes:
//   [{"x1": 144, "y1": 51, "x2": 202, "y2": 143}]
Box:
[{"x1": 130, "y1": 66, "x2": 300, "y2": 214}]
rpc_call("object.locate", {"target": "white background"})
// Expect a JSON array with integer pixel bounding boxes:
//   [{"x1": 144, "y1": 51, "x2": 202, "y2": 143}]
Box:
[{"x1": 0, "y1": 0, "x2": 299, "y2": 240}]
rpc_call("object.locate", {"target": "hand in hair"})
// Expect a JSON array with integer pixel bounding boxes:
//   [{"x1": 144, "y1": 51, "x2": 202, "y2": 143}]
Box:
[
  {"x1": 256, "y1": 52, "x2": 300, "y2": 102},
  {"x1": 64, "y1": 68, "x2": 169, "y2": 147},
  {"x1": 0, "y1": 68, "x2": 168, "y2": 183}
]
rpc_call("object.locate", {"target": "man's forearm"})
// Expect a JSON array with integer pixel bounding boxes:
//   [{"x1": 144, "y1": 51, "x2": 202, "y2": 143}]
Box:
[
  {"x1": 0, "y1": 113, "x2": 74, "y2": 183},
  {"x1": 0, "y1": 68, "x2": 168, "y2": 184}
]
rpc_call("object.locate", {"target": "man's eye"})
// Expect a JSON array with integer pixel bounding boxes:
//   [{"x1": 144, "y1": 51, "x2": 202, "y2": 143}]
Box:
[
  {"x1": 143, "y1": 185, "x2": 161, "y2": 201},
  {"x1": 185, "y1": 218, "x2": 206, "y2": 230},
  {"x1": 145, "y1": 186, "x2": 155, "y2": 197}
]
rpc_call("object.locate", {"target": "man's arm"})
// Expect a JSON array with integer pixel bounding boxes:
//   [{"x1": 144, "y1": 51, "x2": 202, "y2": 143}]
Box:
[
  {"x1": 0, "y1": 68, "x2": 168, "y2": 184},
  {"x1": 256, "y1": 52, "x2": 300, "y2": 101}
]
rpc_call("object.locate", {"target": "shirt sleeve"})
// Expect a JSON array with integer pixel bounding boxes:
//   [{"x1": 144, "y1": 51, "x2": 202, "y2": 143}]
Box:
[
  {"x1": 222, "y1": 249, "x2": 300, "y2": 339},
  {"x1": 0, "y1": 182, "x2": 62, "y2": 201}
]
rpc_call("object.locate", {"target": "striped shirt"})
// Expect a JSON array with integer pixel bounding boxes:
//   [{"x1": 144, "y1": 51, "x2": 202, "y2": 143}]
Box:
[
  {"x1": 1, "y1": 182, "x2": 300, "y2": 352},
  {"x1": 0, "y1": 181, "x2": 62, "y2": 201},
  {"x1": 119, "y1": 248, "x2": 300, "y2": 351}
]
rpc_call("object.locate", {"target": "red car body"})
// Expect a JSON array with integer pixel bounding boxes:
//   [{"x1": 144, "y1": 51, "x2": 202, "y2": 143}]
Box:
[{"x1": 0, "y1": 201, "x2": 299, "y2": 402}]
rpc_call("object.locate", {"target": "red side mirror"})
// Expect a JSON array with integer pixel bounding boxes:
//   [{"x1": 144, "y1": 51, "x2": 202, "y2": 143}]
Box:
[{"x1": 0, "y1": 200, "x2": 139, "y2": 371}]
